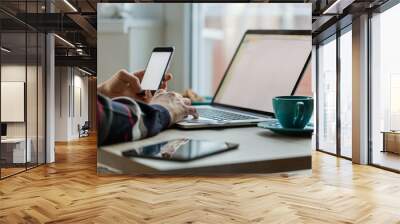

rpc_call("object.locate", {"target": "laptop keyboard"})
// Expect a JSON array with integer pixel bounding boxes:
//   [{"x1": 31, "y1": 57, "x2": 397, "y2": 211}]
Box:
[{"x1": 196, "y1": 108, "x2": 257, "y2": 121}]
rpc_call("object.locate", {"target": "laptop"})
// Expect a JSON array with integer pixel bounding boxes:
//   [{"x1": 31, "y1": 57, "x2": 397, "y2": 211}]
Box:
[{"x1": 177, "y1": 30, "x2": 312, "y2": 129}]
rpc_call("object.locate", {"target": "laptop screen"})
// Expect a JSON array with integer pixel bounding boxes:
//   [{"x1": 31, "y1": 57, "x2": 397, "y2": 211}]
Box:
[{"x1": 213, "y1": 31, "x2": 312, "y2": 114}]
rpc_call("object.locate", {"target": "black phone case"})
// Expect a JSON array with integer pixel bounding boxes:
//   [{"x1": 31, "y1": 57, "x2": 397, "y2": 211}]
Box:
[{"x1": 141, "y1": 47, "x2": 174, "y2": 91}]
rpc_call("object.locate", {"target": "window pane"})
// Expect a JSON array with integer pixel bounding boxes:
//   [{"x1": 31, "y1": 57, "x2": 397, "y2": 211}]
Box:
[
  {"x1": 27, "y1": 30, "x2": 38, "y2": 169},
  {"x1": 294, "y1": 62, "x2": 313, "y2": 97},
  {"x1": 340, "y1": 29, "x2": 352, "y2": 158},
  {"x1": 38, "y1": 32, "x2": 46, "y2": 165},
  {"x1": 318, "y1": 37, "x2": 337, "y2": 154},
  {"x1": 25, "y1": 0, "x2": 40, "y2": 169},
  {"x1": 1, "y1": 30, "x2": 28, "y2": 177},
  {"x1": 371, "y1": 3, "x2": 400, "y2": 171},
  {"x1": 0, "y1": 0, "x2": 46, "y2": 179},
  {"x1": 192, "y1": 3, "x2": 311, "y2": 96}
]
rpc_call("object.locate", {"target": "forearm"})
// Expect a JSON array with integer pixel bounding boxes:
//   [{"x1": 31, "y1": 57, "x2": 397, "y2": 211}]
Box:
[{"x1": 97, "y1": 94, "x2": 170, "y2": 146}]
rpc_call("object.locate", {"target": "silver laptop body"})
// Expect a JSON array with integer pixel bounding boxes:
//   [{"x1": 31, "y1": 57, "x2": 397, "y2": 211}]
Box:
[{"x1": 177, "y1": 105, "x2": 270, "y2": 129}]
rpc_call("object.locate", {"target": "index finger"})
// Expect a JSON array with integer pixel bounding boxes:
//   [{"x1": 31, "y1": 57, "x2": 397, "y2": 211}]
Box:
[
  {"x1": 160, "y1": 73, "x2": 173, "y2": 90},
  {"x1": 185, "y1": 106, "x2": 199, "y2": 119},
  {"x1": 163, "y1": 73, "x2": 172, "y2": 81}
]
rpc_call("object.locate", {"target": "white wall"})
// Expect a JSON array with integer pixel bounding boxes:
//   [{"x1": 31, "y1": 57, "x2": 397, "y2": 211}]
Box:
[
  {"x1": 97, "y1": 4, "x2": 191, "y2": 92},
  {"x1": 164, "y1": 4, "x2": 191, "y2": 92},
  {"x1": 97, "y1": 4, "x2": 165, "y2": 84},
  {"x1": 72, "y1": 74, "x2": 89, "y2": 138},
  {"x1": 97, "y1": 18, "x2": 165, "y2": 84},
  {"x1": 1, "y1": 65, "x2": 32, "y2": 137},
  {"x1": 1, "y1": 64, "x2": 46, "y2": 164},
  {"x1": 55, "y1": 67, "x2": 69, "y2": 141},
  {"x1": 54, "y1": 67, "x2": 89, "y2": 141},
  {"x1": 97, "y1": 25, "x2": 132, "y2": 83}
]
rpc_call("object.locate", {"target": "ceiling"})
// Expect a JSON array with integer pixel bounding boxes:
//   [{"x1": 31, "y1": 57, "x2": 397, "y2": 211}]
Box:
[{"x1": 0, "y1": 0, "x2": 394, "y2": 74}]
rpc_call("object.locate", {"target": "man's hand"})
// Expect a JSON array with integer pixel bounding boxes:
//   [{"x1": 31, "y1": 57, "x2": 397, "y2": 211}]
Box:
[
  {"x1": 133, "y1": 70, "x2": 172, "y2": 91},
  {"x1": 97, "y1": 69, "x2": 173, "y2": 102},
  {"x1": 150, "y1": 90, "x2": 199, "y2": 126}
]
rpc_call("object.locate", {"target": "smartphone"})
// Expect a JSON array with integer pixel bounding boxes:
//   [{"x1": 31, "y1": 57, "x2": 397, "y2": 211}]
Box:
[
  {"x1": 122, "y1": 138, "x2": 239, "y2": 162},
  {"x1": 140, "y1": 47, "x2": 174, "y2": 92}
]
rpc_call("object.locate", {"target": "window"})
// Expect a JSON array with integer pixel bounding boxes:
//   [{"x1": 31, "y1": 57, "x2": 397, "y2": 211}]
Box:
[
  {"x1": 315, "y1": 24, "x2": 353, "y2": 159},
  {"x1": 340, "y1": 28, "x2": 352, "y2": 158},
  {"x1": 370, "y1": 2, "x2": 400, "y2": 171},
  {"x1": 191, "y1": 3, "x2": 311, "y2": 96},
  {"x1": 0, "y1": 1, "x2": 47, "y2": 179},
  {"x1": 317, "y1": 36, "x2": 337, "y2": 154}
]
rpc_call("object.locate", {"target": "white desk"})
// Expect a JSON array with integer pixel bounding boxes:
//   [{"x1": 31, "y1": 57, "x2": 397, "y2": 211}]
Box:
[
  {"x1": 98, "y1": 127, "x2": 311, "y2": 174},
  {"x1": 1, "y1": 138, "x2": 31, "y2": 164}
]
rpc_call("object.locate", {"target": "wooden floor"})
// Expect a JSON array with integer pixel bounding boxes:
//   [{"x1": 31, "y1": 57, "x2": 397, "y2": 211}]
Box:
[
  {"x1": 1, "y1": 135, "x2": 400, "y2": 224},
  {"x1": 1, "y1": 167, "x2": 26, "y2": 178}
]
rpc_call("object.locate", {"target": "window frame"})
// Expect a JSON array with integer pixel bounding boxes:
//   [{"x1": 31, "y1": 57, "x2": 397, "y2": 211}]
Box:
[
  {"x1": 338, "y1": 24, "x2": 353, "y2": 159},
  {"x1": 0, "y1": 0, "x2": 47, "y2": 180},
  {"x1": 315, "y1": 22, "x2": 353, "y2": 161},
  {"x1": 367, "y1": 0, "x2": 400, "y2": 173}
]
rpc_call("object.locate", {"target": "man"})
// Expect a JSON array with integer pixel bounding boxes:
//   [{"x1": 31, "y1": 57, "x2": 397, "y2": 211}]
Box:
[{"x1": 97, "y1": 69, "x2": 198, "y2": 146}]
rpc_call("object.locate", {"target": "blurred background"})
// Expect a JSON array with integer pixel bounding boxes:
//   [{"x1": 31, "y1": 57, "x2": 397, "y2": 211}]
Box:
[{"x1": 97, "y1": 3, "x2": 312, "y2": 97}]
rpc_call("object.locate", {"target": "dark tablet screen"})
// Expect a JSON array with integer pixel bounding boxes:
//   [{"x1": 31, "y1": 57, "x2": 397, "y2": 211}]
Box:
[{"x1": 122, "y1": 139, "x2": 238, "y2": 162}]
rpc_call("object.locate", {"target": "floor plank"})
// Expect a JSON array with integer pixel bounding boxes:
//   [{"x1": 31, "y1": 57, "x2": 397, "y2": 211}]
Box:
[{"x1": 0, "y1": 134, "x2": 400, "y2": 224}]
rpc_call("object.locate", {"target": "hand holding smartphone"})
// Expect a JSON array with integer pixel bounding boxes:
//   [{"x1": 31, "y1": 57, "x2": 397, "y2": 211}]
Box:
[{"x1": 140, "y1": 47, "x2": 174, "y2": 93}]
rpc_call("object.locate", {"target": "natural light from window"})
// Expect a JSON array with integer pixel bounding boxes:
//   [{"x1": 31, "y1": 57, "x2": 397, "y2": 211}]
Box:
[
  {"x1": 371, "y1": 3, "x2": 400, "y2": 170},
  {"x1": 191, "y1": 3, "x2": 311, "y2": 96}
]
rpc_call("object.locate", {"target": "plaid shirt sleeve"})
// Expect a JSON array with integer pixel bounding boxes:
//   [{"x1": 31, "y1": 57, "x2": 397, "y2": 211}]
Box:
[{"x1": 97, "y1": 94, "x2": 171, "y2": 146}]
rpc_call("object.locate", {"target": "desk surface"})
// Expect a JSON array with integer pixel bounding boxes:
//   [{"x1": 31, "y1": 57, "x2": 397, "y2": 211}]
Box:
[
  {"x1": 98, "y1": 127, "x2": 312, "y2": 174},
  {"x1": 381, "y1": 131, "x2": 400, "y2": 134}
]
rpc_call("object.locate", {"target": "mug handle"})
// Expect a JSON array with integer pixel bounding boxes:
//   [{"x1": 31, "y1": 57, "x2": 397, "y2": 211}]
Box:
[{"x1": 293, "y1": 102, "x2": 305, "y2": 127}]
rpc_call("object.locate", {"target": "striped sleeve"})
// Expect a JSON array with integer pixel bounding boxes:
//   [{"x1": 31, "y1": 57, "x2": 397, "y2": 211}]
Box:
[{"x1": 97, "y1": 94, "x2": 171, "y2": 146}]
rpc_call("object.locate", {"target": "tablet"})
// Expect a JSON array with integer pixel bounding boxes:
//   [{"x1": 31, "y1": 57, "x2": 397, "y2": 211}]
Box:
[{"x1": 122, "y1": 138, "x2": 238, "y2": 162}]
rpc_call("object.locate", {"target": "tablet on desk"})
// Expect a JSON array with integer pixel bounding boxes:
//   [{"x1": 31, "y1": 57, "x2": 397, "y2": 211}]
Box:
[{"x1": 122, "y1": 138, "x2": 239, "y2": 162}]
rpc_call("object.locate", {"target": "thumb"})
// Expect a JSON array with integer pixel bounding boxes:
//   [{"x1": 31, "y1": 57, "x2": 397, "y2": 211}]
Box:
[
  {"x1": 134, "y1": 70, "x2": 145, "y2": 81},
  {"x1": 131, "y1": 76, "x2": 142, "y2": 93},
  {"x1": 118, "y1": 70, "x2": 142, "y2": 93}
]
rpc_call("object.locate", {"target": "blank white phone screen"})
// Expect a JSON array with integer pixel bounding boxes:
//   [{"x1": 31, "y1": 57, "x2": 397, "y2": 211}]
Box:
[{"x1": 141, "y1": 52, "x2": 172, "y2": 90}]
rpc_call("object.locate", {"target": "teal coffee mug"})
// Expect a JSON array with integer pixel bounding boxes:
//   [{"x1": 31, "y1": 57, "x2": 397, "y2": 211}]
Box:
[{"x1": 272, "y1": 96, "x2": 314, "y2": 129}]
